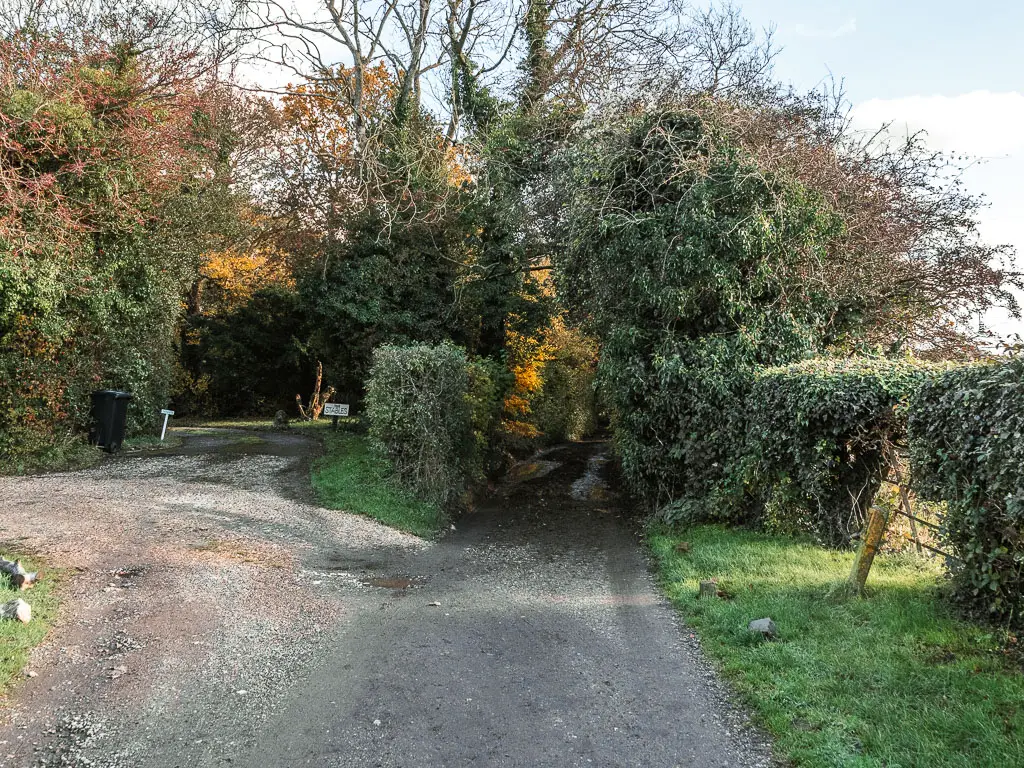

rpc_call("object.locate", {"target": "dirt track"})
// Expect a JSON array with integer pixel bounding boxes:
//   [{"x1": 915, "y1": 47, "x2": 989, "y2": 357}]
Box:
[{"x1": 0, "y1": 430, "x2": 776, "y2": 767}]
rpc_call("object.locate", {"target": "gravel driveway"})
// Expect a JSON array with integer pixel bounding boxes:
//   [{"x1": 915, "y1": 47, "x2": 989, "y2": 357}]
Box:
[{"x1": 0, "y1": 430, "x2": 777, "y2": 767}]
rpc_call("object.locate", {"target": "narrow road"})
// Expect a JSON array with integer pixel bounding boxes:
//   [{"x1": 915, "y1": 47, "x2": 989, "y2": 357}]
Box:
[{"x1": 0, "y1": 432, "x2": 775, "y2": 767}]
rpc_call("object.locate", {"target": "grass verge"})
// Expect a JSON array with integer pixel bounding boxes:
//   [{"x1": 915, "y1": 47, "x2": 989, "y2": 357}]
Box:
[
  {"x1": 175, "y1": 417, "x2": 357, "y2": 432},
  {"x1": 0, "y1": 553, "x2": 58, "y2": 695},
  {"x1": 312, "y1": 432, "x2": 445, "y2": 538},
  {"x1": 0, "y1": 438, "x2": 101, "y2": 475},
  {"x1": 1, "y1": 431, "x2": 184, "y2": 476},
  {"x1": 649, "y1": 524, "x2": 1024, "y2": 768}
]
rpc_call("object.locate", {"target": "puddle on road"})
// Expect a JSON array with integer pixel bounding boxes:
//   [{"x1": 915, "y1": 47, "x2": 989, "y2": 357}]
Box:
[{"x1": 570, "y1": 453, "x2": 611, "y2": 501}]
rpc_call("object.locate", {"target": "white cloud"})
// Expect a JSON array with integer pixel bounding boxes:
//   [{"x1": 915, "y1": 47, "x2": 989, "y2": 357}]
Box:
[
  {"x1": 793, "y1": 18, "x2": 857, "y2": 39},
  {"x1": 851, "y1": 91, "x2": 1024, "y2": 157}
]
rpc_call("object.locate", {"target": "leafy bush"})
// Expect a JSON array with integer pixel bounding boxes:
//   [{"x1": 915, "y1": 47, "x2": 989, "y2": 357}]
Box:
[
  {"x1": 909, "y1": 359, "x2": 1024, "y2": 625},
  {"x1": 0, "y1": 33, "x2": 240, "y2": 463},
  {"x1": 365, "y1": 343, "x2": 476, "y2": 507},
  {"x1": 466, "y1": 356, "x2": 512, "y2": 478},
  {"x1": 749, "y1": 358, "x2": 946, "y2": 546},
  {"x1": 555, "y1": 108, "x2": 846, "y2": 520}
]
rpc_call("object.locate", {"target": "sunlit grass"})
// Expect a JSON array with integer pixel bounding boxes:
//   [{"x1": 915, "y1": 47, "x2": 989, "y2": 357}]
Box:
[
  {"x1": 176, "y1": 416, "x2": 357, "y2": 432},
  {"x1": 649, "y1": 525, "x2": 1024, "y2": 768},
  {"x1": 0, "y1": 553, "x2": 58, "y2": 695},
  {"x1": 312, "y1": 432, "x2": 444, "y2": 538}
]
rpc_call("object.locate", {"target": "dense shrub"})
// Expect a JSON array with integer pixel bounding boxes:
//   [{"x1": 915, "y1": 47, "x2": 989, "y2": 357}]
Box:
[
  {"x1": 181, "y1": 287, "x2": 314, "y2": 416},
  {"x1": 750, "y1": 358, "x2": 946, "y2": 546},
  {"x1": 909, "y1": 359, "x2": 1024, "y2": 625},
  {"x1": 0, "y1": 31, "x2": 238, "y2": 463},
  {"x1": 365, "y1": 343, "x2": 477, "y2": 507},
  {"x1": 556, "y1": 108, "x2": 846, "y2": 521},
  {"x1": 529, "y1": 320, "x2": 599, "y2": 444},
  {"x1": 466, "y1": 356, "x2": 513, "y2": 478}
]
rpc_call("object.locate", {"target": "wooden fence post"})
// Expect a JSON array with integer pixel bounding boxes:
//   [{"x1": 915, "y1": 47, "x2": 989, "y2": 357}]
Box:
[{"x1": 848, "y1": 504, "x2": 891, "y2": 596}]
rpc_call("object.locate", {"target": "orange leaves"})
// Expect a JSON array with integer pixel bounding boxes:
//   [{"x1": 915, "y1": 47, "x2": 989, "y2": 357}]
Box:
[
  {"x1": 281, "y1": 63, "x2": 398, "y2": 174},
  {"x1": 199, "y1": 247, "x2": 295, "y2": 315},
  {"x1": 499, "y1": 314, "x2": 556, "y2": 438}
]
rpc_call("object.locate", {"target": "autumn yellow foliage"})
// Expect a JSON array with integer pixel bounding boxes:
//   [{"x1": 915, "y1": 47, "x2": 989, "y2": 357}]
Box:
[
  {"x1": 199, "y1": 247, "x2": 295, "y2": 314},
  {"x1": 499, "y1": 313, "x2": 598, "y2": 443}
]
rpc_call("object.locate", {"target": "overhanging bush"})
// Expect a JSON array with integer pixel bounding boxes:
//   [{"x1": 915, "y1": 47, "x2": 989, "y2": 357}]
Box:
[
  {"x1": 365, "y1": 343, "x2": 475, "y2": 507},
  {"x1": 750, "y1": 358, "x2": 946, "y2": 546},
  {"x1": 909, "y1": 359, "x2": 1024, "y2": 625},
  {"x1": 466, "y1": 356, "x2": 512, "y2": 479},
  {"x1": 555, "y1": 108, "x2": 848, "y2": 522}
]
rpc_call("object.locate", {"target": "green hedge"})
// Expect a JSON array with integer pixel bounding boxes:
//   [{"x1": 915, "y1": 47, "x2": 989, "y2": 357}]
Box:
[
  {"x1": 749, "y1": 358, "x2": 946, "y2": 546},
  {"x1": 364, "y1": 343, "x2": 507, "y2": 507},
  {"x1": 909, "y1": 359, "x2": 1024, "y2": 625}
]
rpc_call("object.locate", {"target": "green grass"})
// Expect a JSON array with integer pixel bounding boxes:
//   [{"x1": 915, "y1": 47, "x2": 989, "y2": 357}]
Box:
[
  {"x1": 176, "y1": 416, "x2": 357, "y2": 432},
  {"x1": 312, "y1": 432, "x2": 445, "y2": 538},
  {"x1": 0, "y1": 553, "x2": 58, "y2": 694},
  {"x1": 649, "y1": 525, "x2": 1024, "y2": 768},
  {"x1": 0, "y1": 437, "x2": 101, "y2": 475}
]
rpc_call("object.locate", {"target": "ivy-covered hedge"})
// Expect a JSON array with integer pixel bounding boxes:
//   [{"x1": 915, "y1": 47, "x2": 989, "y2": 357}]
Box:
[
  {"x1": 749, "y1": 358, "x2": 946, "y2": 546},
  {"x1": 909, "y1": 359, "x2": 1024, "y2": 625},
  {"x1": 555, "y1": 108, "x2": 848, "y2": 524}
]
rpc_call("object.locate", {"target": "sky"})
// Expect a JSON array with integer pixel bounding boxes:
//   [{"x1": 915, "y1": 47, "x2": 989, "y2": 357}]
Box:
[{"x1": 736, "y1": 1, "x2": 1024, "y2": 341}]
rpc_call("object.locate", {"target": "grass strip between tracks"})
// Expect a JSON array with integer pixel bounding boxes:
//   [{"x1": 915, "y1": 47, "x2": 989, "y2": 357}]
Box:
[{"x1": 313, "y1": 432, "x2": 445, "y2": 539}]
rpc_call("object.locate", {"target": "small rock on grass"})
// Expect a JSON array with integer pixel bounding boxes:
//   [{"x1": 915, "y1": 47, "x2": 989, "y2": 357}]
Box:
[
  {"x1": 747, "y1": 617, "x2": 778, "y2": 639},
  {"x1": 0, "y1": 598, "x2": 31, "y2": 623}
]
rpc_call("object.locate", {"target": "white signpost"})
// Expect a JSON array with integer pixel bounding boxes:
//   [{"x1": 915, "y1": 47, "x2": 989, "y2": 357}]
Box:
[
  {"x1": 160, "y1": 409, "x2": 175, "y2": 441},
  {"x1": 323, "y1": 402, "x2": 349, "y2": 428}
]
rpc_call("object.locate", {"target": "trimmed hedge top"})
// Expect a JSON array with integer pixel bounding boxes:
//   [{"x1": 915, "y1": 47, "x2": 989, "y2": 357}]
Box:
[{"x1": 749, "y1": 357, "x2": 952, "y2": 546}]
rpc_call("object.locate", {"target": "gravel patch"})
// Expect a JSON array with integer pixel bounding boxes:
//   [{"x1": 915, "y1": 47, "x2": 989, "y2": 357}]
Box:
[{"x1": 0, "y1": 430, "x2": 424, "y2": 767}]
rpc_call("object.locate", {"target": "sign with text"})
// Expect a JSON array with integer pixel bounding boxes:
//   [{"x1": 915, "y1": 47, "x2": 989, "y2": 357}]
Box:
[
  {"x1": 323, "y1": 403, "x2": 350, "y2": 417},
  {"x1": 160, "y1": 409, "x2": 175, "y2": 416}
]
